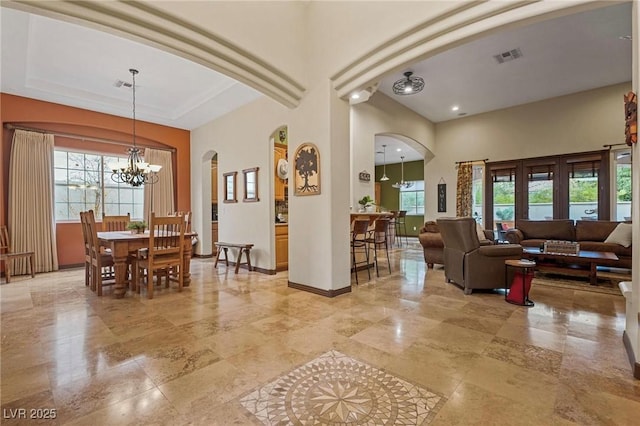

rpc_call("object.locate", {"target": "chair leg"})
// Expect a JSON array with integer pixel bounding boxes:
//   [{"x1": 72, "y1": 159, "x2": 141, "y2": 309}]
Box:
[
  {"x1": 365, "y1": 242, "x2": 371, "y2": 280},
  {"x1": 385, "y1": 241, "x2": 391, "y2": 274},
  {"x1": 373, "y1": 243, "x2": 379, "y2": 277},
  {"x1": 5, "y1": 259, "x2": 10, "y2": 283},
  {"x1": 147, "y1": 269, "x2": 154, "y2": 299}
]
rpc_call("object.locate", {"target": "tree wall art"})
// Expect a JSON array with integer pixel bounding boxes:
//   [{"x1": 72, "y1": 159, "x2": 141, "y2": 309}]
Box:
[{"x1": 294, "y1": 142, "x2": 320, "y2": 196}]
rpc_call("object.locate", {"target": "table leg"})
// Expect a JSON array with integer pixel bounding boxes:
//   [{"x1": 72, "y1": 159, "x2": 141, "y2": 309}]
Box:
[
  {"x1": 589, "y1": 262, "x2": 597, "y2": 285},
  {"x1": 214, "y1": 246, "x2": 222, "y2": 268},
  {"x1": 245, "y1": 249, "x2": 252, "y2": 272},
  {"x1": 182, "y1": 249, "x2": 192, "y2": 287},
  {"x1": 113, "y1": 255, "x2": 129, "y2": 298}
]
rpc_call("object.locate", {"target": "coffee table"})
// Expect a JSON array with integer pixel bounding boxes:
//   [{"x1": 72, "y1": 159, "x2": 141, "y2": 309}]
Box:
[{"x1": 521, "y1": 247, "x2": 618, "y2": 285}]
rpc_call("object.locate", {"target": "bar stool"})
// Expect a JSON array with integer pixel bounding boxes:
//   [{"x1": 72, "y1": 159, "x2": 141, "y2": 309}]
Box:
[
  {"x1": 366, "y1": 218, "x2": 391, "y2": 276},
  {"x1": 395, "y1": 210, "x2": 408, "y2": 247},
  {"x1": 351, "y1": 219, "x2": 371, "y2": 284}
]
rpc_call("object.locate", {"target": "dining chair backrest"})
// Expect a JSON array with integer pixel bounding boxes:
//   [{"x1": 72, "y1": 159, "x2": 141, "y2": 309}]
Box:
[
  {"x1": 149, "y1": 213, "x2": 185, "y2": 260},
  {"x1": 0, "y1": 225, "x2": 11, "y2": 252},
  {"x1": 168, "y1": 211, "x2": 192, "y2": 233},
  {"x1": 102, "y1": 213, "x2": 131, "y2": 231}
]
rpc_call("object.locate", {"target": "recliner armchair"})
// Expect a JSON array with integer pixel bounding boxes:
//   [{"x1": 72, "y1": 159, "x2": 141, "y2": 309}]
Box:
[{"x1": 437, "y1": 217, "x2": 523, "y2": 295}]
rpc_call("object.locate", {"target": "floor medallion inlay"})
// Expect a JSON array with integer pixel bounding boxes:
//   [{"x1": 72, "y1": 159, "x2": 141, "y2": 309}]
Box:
[{"x1": 240, "y1": 350, "x2": 446, "y2": 424}]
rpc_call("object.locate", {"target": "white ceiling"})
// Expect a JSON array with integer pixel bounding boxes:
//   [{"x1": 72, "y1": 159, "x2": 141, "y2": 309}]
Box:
[
  {"x1": 1, "y1": 3, "x2": 632, "y2": 162},
  {"x1": 0, "y1": 7, "x2": 262, "y2": 130}
]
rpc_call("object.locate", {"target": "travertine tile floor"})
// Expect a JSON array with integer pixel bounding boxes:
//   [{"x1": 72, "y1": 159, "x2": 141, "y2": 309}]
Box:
[{"x1": 1, "y1": 243, "x2": 639, "y2": 425}]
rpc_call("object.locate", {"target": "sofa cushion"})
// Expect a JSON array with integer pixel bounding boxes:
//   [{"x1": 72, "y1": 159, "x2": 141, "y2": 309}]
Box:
[
  {"x1": 575, "y1": 220, "x2": 619, "y2": 242},
  {"x1": 476, "y1": 222, "x2": 489, "y2": 242},
  {"x1": 516, "y1": 220, "x2": 575, "y2": 241},
  {"x1": 604, "y1": 223, "x2": 633, "y2": 248},
  {"x1": 579, "y1": 241, "x2": 632, "y2": 257}
]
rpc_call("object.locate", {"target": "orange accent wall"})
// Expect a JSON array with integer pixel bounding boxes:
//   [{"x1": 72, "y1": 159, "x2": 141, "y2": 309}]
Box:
[{"x1": 1, "y1": 93, "x2": 191, "y2": 268}]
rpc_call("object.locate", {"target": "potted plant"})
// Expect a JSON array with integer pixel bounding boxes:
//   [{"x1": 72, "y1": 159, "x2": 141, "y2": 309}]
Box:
[
  {"x1": 358, "y1": 195, "x2": 375, "y2": 212},
  {"x1": 127, "y1": 220, "x2": 147, "y2": 234}
]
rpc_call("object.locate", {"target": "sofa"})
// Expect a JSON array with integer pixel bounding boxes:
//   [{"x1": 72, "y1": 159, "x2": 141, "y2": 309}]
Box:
[
  {"x1": 437, "y1": 217, "x2": 523, "y2": 294},
  {"x1": 418, "y1": 220, "x2": 495, "y2": 268},
  {"x1": 505, "y1": 219, "x2": 632, "y2": 268}
]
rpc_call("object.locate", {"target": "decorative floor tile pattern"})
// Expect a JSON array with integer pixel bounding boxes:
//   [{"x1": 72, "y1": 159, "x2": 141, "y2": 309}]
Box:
[{"x1": 239, "y1": 350, "x2": 446, "y2": 425}]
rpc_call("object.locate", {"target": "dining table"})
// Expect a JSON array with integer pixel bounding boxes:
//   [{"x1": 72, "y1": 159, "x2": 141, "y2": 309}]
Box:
[{"x1": 97, "y1": 230, "x2": 195, "y2": 298}]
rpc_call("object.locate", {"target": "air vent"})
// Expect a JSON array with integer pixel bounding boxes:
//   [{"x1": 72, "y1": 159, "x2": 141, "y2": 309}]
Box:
[
  {"x1": 493, "y1": 48, "x2": 523, "y2": 64},
  {"x1": 114, "y1": 80, "x2": 133, "y2": 88}
]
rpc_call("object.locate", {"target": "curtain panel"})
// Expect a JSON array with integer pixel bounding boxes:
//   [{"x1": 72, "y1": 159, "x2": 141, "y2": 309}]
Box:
[
  {"x1": 456, "y1": 163, "x2": 473, "y2": 217},
  {"x1": 143, "y1": 148, "x2": 175, "y2": 222},
  {"x1": 8, "y1": 129, "x2": 59, "y2": 274}
]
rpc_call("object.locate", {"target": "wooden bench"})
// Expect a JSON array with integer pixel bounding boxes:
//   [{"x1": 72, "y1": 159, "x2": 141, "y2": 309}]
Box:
[{"x1": 214, "y1": 242, "x2": 254, "y2": 273}]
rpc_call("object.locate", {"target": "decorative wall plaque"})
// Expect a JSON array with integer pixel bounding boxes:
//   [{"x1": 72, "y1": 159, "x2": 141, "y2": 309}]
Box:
[
  {"x1": 294, "y1": 142, "x2": 320, "y2": 196},
  {"x1": 358, "y1": 170, "x2": 371, "y2": 182}
]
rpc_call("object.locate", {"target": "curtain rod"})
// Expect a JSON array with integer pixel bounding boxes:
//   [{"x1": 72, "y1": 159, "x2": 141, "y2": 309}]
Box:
[
  {"x1": 455, "y1": 158, "x2": 488, "y2": 165},
  {"x1": 4, "y1": 123, "x2": 176, "y2": 153}
]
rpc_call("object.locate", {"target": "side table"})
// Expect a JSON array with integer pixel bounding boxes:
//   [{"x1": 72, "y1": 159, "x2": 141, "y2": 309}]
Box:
[{"x1": 505, "y1": 259, "x2": 536, "y2": 307}]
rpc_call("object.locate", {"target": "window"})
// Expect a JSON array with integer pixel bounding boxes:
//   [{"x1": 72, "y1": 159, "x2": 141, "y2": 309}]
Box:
[
  {"x1": 491, "y1": 166, "x2": 516, "y2": 229},
  {"x1": 471, "y1": 165, "x2": 484, "y2": 225},
  {"x1": 54, "y1": 149, "x2": 144, "y2": 221},
  {"x1": 568, "y1": 159, "x2": 599, "y2": 221},
  {"x1": 527, "y1": 164, "x2": 554, "y2": 220},
  {"x1": 484, "y1": 150, "x2": 610, "y2": 230},
  {"x1": 614, "y1": 149, "x2": 632, "y2": 221},
  {"x1": 399, "y1": 180, "x2": 424, "y2": 215}
]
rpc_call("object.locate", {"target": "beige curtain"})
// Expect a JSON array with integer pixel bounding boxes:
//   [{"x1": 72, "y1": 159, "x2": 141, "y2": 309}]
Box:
[
  {"x1": 144, "y1": 148, "x2": 174, "y2": 221},
  {"x1": 8, "y1": 129, "x2": 59, "y2": 274},
  {"x1": 456, "y1": 163, "x2": 473, "y2": 217}
]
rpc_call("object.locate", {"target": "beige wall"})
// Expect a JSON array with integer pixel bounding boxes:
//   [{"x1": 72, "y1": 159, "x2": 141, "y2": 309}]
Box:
[
  {"x1": 427, "y1": 82, "x2": 632, "y2": 219},
  {"x1": 351, "y1": 92, "x2": 436, "y2": 208}
]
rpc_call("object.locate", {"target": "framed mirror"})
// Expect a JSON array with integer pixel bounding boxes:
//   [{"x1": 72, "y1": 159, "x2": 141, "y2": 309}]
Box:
[
  {"x1": 243, "y1": 167, "x2": 259, "y2": 202},
  {"x1": 223, "y1": 171, "x2": 237, "y2": 203}
]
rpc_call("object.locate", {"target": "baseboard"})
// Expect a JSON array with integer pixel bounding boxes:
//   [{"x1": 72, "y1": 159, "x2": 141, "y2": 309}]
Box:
[
  {"x1": 288, "y1": 281, "x2": 351, "y2": 297},
  {"x1": 622, "y1": 330, "x2": 640, "y2": 379},
  {"x1": 60, "y1": 263, "x2": 84, "y2": 270},
  {"x1": 253, "y1": 266, "x2": 276, "y2": 275},
  {"x1": 193, "y1": 253, "x2": 214, "y2": 259}
]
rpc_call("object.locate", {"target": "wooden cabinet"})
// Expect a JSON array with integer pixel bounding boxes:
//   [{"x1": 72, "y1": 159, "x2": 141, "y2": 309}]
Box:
[
  {"x1": 275, "y1": 224, "x2": 288, "y2": 271},
  {"x1": 211, "y1": 221, "x2": 218, "y2": 255},
  {"x1": 274, "y1": 143, "x2": 287, "y2": 201},
  {"x1": 211, "y1": 161, "x2": 218, "y2": 203}
]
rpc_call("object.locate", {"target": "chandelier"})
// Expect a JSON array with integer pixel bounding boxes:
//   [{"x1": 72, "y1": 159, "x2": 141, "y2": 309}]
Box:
[
  {"x1": 392, "y1": 71, "x2": 424, "y2": 95},
  {"x1": 379, "y1": 144, "x2": 389, "y2": 181},
  {"x1": 392, "y1": 156, "x2": 414, "y2": 189},
  {"x1": 110, "y1": 69, "x2": 161, "y2": 187}
]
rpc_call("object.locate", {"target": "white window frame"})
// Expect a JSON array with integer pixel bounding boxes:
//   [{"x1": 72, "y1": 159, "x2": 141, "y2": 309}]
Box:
[
  {"x1": 399, "y1": 180, "x2": 425, "y2": 216},
  {"x1": 54, "y1": 148, "x2": 145, "y2": 222}
]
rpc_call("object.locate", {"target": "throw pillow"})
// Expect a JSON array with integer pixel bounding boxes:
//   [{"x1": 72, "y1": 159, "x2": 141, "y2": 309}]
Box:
[
  {"x1": 604, "y1": 223, "x2": 633, "y2": 248},
  {"x1": 476, "y1": 222, "x2": 488, "y2": 242}
]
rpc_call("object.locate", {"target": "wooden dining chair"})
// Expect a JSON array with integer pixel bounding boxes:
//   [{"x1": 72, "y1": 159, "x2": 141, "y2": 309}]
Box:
[
  {"x1": 84, "y1": 210, "x2": 115, "y2": 295},
  {"x1": 135, "y1": 213, "x2": 185, "y2": 299},
  {"x1": 102, "y1": 213, "x2": 130, "y2": 231},
  {"x1": 168, "y1": 211, "x2": 192, "y2": 233},
  {"x1": 0, "y1": 225, "x2": 35, "y2": 283}
]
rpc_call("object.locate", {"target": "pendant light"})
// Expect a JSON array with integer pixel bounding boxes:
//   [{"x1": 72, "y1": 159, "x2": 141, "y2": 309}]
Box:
[
  {"x1": 392, "y1": 156, "x2": 414, "y2": 189},
  {"x1": 109, "y1": 69, "x2": 162, "y2": 187},
  {"x1": 380, "y1": 144, "x2": 389, "y2": 181}
]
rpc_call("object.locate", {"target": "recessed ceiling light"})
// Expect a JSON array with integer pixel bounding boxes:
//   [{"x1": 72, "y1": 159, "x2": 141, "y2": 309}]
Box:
[
  {"x1": 351, "y1": 93, "x2": 360, "y2": 99},
  {"x1": 396, "y1": 148, "x2": 402, "y2": 152},
  {"x1": 451, "y1": 106, "x2": 459, "y2": 111}
]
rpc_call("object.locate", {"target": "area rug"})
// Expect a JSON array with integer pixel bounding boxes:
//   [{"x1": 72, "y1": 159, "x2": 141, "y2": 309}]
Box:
[
  {"x1": 239, "y1": 350, "x2": 446, "y2": 425},
  {"x1": 533, "y1": 272, "x2": 624, "y2": 296}
]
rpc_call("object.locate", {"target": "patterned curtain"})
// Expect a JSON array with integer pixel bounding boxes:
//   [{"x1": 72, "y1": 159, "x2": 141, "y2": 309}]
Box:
[
  {"x1": 456, "y1": 163, "x2": 473, "y2": 217},
  {"x1": 8, "y1": 129, "x2": 59, "y2": 274}
]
